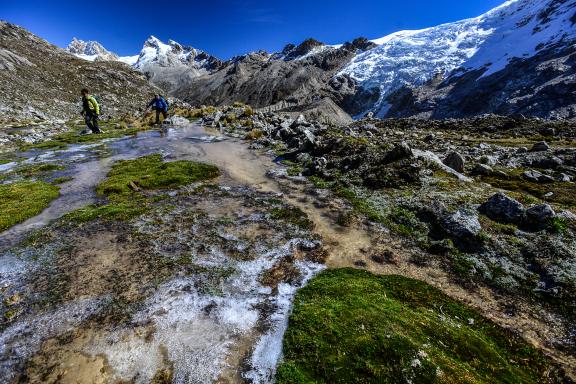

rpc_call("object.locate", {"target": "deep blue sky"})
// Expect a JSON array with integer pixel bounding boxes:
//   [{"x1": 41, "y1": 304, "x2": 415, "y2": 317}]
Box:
[{"x1": 3, "y1": 0, "x2": 504, "y2": 59}]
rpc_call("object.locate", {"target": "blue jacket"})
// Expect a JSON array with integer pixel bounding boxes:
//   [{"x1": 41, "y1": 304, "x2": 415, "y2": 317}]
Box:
[{"x1": 148, "y1": 97, "x2": 168, "y2": 112}]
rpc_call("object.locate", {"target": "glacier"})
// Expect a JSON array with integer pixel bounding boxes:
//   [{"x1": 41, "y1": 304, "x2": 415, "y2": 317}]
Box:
[{"x1": 340, "y1": 0, "x2": 576, "y2": 117}]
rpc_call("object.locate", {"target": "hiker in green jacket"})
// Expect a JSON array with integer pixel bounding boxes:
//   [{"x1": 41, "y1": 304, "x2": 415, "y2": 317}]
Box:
[{"x1": 80, "y1": 88, "x2": 102, "y2": 134}]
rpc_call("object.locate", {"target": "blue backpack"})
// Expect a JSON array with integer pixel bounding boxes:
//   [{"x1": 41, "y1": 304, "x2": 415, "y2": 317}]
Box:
[{"x1": 160, "y1": 96, "x2": 169, "y2": 111}]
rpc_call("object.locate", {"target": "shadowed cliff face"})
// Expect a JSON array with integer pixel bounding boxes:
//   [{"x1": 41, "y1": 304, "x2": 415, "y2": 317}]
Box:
[
  {"x1": 172, "y1": 42, "x2": 362, "y2": 113},
  {"x1": 385, "y1": 42, "x2": 576, "y2": 120}
]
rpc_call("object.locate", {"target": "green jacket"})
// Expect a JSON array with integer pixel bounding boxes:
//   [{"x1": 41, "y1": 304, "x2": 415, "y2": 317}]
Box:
[{"x1": 83, "y1": 95, "x2": 100, "y2": 115}]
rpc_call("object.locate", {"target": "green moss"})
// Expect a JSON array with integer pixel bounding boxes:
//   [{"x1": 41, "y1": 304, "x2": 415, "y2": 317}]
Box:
[
  {"x1": 287, "y1": 165, "x2": 303, "y2": 177},
  {"x1": 308, "y1": 176, "x2": 330, "y2": 189},
  {"x1": 62, "y1": 201, "x2": 148, "y2": 223},
  {"x1": 270, "y1": 206, "x2": 313, "y2": 230},
  {"x1": 334, "y1": 186, "x2": 386, "y2": 223},
  {"x1": 548, "y1": 216, "x2": 568, "y2": 234},
  {"x1": 52, "y1": 176, "x2": 74, "y2": 185},
  {"x1": 478, "y1": 215, "x2": 517, "y2": 235},
  {"x1": 12, "y1": 163, "x2": 64, "y2": 178},
  {"x1": 0, "y1": 181, "x2": 60, "y2": 231},
  {"x1": 96, "y1": 154, "x2": 220, "y2": 199},
  {"x1": 387, "y1": 206, "x2": 428, "y2": 239},
  {"x1": 481, "y1": 174, "x2": 576, "y2": 210},
  {"x1": 278, "y1": 269, "x2": 558, "y2": 384},
  {"x1": 20, "y1": 125, "x2": 143, "y2": 150}
]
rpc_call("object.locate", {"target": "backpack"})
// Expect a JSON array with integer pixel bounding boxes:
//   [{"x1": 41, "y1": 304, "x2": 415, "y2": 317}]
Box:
[
  {"x1": 161, "y1": 96, "x2": 169, "y2": 111},
  {"x1": 92, "y1": 95, "x2": 103, "y2": 114}
]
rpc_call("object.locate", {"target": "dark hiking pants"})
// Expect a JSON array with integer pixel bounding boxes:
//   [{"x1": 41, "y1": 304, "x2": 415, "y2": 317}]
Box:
[
  {"x1": 154, "y1": 107, "x2": 168, "y2": 124},
  {"x1": 85, "y1": 111, "x2": 101, "y2": 133}
]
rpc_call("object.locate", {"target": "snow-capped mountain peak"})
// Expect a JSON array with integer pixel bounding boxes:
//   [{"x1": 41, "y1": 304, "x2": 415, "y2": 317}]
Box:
[
  {"x1": 133, "y1": 35, "x2": 221, "y2": 71},
  {"x1": 66, "y1": 37, "x2": 118, "y2": 61},
  {"x1": 340, "y1": 0, "x2": 576, "y2": 117}
]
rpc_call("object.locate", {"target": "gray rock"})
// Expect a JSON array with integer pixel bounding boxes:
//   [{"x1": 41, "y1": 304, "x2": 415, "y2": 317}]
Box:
[
  {"x1": 479, "y1": 155, "x2": 498, "y2": 166},
  {"x1": 516, "y1": 147, "x2": 528, "y2": 154},
  {"x1": 530, "y1": 141, "x2": 550, "y2": 152},
  {"x1": 471, "y1": 163, "x2": 493, "y2": 176},
  {"x1": 557, "y1": 173, "x2": 572, "y2": 182},
  {"x1": 523, "y1": 170, "x2": 555, "y2": 183},
  {"x1": 479, "y1": 192, "x2": 526, "y2": 225},
  {"x1": 526, "y1": 204, "x2": 556, "y2": 228},
  {"x1": 385, "y1": 142, "x2": 414, "y2": 162},
  {"x1": 280, "y1": 120, "x2": 292, "y2": 130},
  {"x1": 440, "y1": 209, "x2": 482, "y2": 239},
  {"x1": 443, "y1": 151, "x2": 465, "y2": 173},
  {"x1": 557, "y1": 210, "x2": 576, "y2": 222},
  {"x1": 291, "y1": 114, "x2": 308, "y2": 128},
  {"x1": 530, "y1": 156, "x2": 563, "y2": 169}
]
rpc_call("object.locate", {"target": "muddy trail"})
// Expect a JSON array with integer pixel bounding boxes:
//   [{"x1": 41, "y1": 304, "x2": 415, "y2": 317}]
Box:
[
  {"x1": 0, "y1": 122, "x2": 382, "y2": 383},
  {"x1": 1, "y1": 120, "x2": 575, "y2": 383}
]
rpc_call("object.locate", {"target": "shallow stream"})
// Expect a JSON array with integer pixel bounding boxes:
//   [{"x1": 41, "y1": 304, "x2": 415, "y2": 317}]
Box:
[{"x1": 0, "y1": 123, "x2": 373, "y2": 383}]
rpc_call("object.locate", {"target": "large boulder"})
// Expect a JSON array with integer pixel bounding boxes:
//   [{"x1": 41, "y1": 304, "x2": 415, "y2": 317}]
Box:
[
  {"x1": 530, "y1": 141, "x2": 550, "y2": 152},
  {"x1": 440, "y1": 209, "x2": 482, "y2": 240},
  {"x1": 471, "y1": 163, "x2": 493, "y2": 176},
  {"x1": 479, "y1": 192, "x2": 526, "y2": 225},
  {"x1": 443, "y1": 152, "x2": 465, "y2": 173},
  {"x1": 523, "y1": 170, "x2": 555, "y2": 183},
  {"x1": 525, "y1": 204, "x2": 556, "y2": 228}
]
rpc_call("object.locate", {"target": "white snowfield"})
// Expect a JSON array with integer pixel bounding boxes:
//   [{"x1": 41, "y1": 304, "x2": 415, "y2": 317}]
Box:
[{"x1": 340, "y1": 0, "x2": 576, "y2": 116}]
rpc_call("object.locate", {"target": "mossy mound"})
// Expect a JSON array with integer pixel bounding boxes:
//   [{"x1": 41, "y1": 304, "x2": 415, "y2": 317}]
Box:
[
  {"x1": 277, "y1": 268, "x2": 560, "y2": 384},
  {"x1": 0, "y1": 181, "x2": 59, "y2": 231},
  {"x1": 96, "y1": 154, "x2": 220, "y2": 199}
]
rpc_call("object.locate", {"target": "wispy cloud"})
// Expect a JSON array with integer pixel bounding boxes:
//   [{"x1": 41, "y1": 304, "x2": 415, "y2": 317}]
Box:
[{"x1": 242, "y1": 7, "x2": 284, "y2": 24}]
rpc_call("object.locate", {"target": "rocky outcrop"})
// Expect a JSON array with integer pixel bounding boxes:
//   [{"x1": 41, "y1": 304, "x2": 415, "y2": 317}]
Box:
[
  {"x1": 173, "y1": 42, "x2": 362, "y2": 119},
  {"x1": 385, "y1": 42, "x2": 576, "y2": 120}
]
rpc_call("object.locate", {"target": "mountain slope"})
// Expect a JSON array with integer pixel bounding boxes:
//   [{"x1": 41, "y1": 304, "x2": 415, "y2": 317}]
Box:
[
  {"x1": 0, "y1": 22, "x2": 160, "y2": 123},
  {"x1": 340, "y1": 0, "x2": 576, "y2": 118},
  {"x1": 173, "y1": 38, "x2": 381, "y2": 123}
]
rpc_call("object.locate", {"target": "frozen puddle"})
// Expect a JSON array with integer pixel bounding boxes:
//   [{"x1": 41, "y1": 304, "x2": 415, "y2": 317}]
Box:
[
  {"x1": 84, "y1": 239, "x2": 323, "y2": 383},
  {"x1": 0, "y1": 184, "x2": 326, "y2": 383}
]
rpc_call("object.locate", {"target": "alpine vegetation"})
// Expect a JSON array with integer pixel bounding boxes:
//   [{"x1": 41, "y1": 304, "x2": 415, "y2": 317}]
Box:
[{"x1": 0, "y1": 0, "x2": 575, "y2": 382}]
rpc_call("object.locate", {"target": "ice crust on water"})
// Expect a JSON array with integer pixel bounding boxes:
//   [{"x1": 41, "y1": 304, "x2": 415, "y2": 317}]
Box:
[
  {"x1": 244, "y1": 261, "x2": 325, "y2": 384},
  {"x1": 86, "y1": 238, "x2": 323, "y2": 383},
  {"x1": 0, "y1": 297, "x2": 108, "y2": 381}
]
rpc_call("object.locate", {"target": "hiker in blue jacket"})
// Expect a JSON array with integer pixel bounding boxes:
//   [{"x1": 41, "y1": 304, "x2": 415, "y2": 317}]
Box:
[{"x1": 147, "y1": 94, "x2": 169, "y2": 125}]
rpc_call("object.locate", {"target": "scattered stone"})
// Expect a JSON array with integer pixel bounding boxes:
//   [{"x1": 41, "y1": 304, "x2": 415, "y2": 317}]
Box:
[
  {"x1": 440, "y1": 209, "x2": 482, "y2": 240},
  {"x1": 128, "y1": 181, "x2": 141, "y2": 192},
  {"x1": 370, "y1": 254, "x2": 386, "y2": 264},
  {"x1": 530, "y1": 141, "x2": 550, "y2": 152},
  {"x1": 443, "y1": 151, "x2": 465, "y2": 173},
  {"x1": 557, "y1": 173, "x2": 572, "y2": 182},
  {"x1": 523, "y1": 170, "x2": 555, "y2": 183},
  {"x1": 479, "y1": 192, "x2": 526, "y2": 225},
  {"x1": 354, "y1": 260, "x2": 367, "y2": 268},
  {"x1": 557, "y1": 210, "x2": 576, "y2": 222},
  {"x1": 471, "y1": 163, "x2": 493, "y2": 176},
  {"x1": 530, "y1": 156, "x2": 563, "y2": 169},
  {"x1": 388, "y1": 142, "x2": 413, "y2": 161},
  {"x1": 479, "y1": 155, "x2": 497, "y2": 166},
  {"x1": 526, "y1": 204, "x2": 556, "y2": 224}
]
